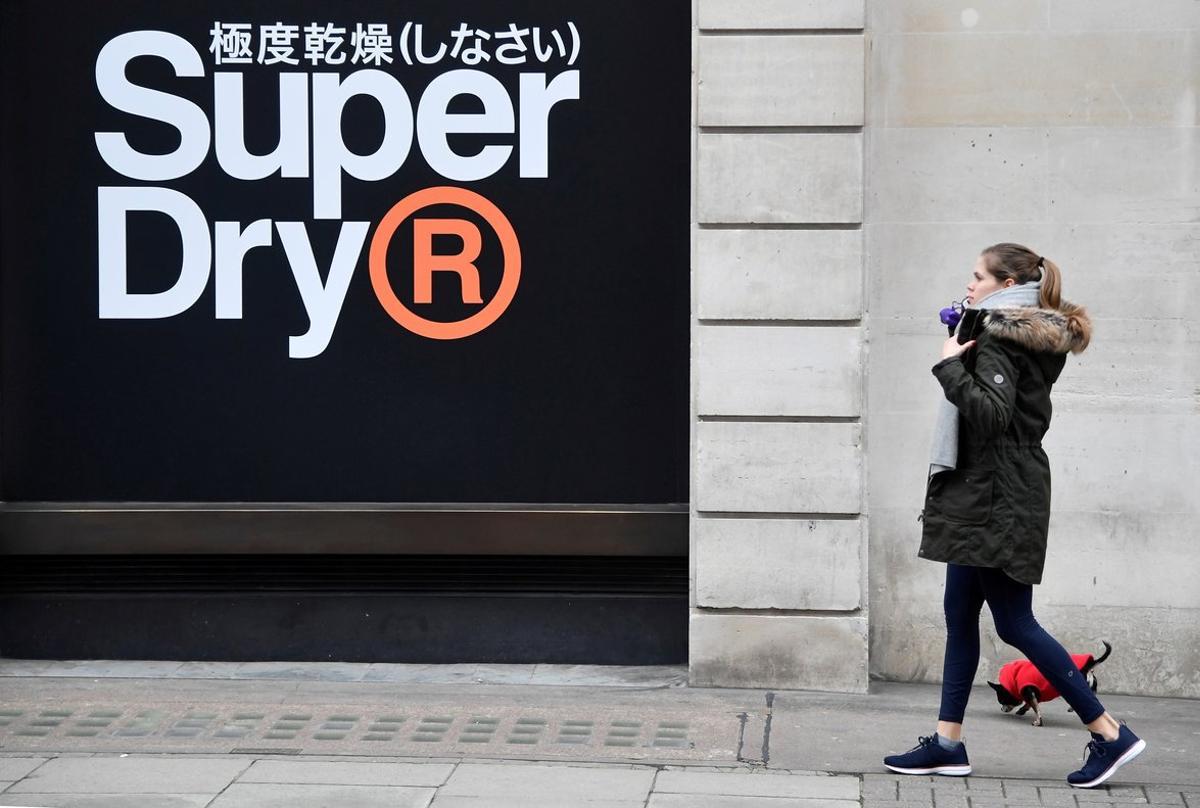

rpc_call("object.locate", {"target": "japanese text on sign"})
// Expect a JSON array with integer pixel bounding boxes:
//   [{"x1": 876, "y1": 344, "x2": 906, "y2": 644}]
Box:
[{"x1": 209, "y1": 21, "x2": 581, "y2": 67}]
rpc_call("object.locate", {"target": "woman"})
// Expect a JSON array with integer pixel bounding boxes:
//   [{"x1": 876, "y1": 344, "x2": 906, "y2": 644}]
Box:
[{"x1": 882, "y1": 243, "x2": 1145, "y2": 788}]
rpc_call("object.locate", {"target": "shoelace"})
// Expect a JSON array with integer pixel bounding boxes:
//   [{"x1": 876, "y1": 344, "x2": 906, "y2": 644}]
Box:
[
  {"x1": 1082, "y1": 738, "x2": 1108, "y2": 764},
  {"x1": 909, "y1": 735, "x2": 936, "y2": 754}
]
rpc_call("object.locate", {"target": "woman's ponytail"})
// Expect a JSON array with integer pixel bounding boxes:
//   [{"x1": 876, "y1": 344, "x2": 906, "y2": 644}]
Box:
[
  {"x1": 1038, "y1": 257, "x2": 1062, "y2": 310},
  {"x1": 982, "y1": 243, "x2": 1091, "y2": 353}
]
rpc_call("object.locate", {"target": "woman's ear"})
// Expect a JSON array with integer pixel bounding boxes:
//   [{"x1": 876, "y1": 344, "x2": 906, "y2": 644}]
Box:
[{"x1": 1004, "y1": 279, "x2": 1016, "y2": 288}]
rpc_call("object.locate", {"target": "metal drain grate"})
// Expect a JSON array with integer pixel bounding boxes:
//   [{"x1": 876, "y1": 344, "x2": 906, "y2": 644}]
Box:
[{"x1": 0, "y1": 706, "x2": 695, "y2": 752}]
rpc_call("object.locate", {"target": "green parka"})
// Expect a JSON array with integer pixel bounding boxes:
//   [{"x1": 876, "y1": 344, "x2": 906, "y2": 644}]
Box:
[{"x1": 918, "y1": 305, "x2": 1092, "y2": 585}]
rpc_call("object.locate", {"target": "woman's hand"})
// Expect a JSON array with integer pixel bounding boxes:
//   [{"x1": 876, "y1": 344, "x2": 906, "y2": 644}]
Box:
[{"x1": 941, "y1": 336, "x2": 976, "y2": 360}]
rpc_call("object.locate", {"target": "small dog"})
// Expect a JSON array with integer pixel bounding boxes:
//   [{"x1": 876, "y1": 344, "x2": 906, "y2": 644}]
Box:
[{"x1": 988, "y1": 641, "x2": 1112, "y2": 727}]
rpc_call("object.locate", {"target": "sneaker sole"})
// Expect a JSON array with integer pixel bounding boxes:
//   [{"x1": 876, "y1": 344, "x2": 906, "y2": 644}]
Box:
[
  {"x1": 1069, "y1": 739, "x2": 1147, "y2": 789},
  {"x1": 885, "y1": 764, "x2": 972, "y2": 776}
]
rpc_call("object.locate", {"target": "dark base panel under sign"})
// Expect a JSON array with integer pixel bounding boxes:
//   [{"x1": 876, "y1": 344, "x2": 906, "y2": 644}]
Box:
[{"x1": 0, "y1": 555, "x2": 688, "y2": 665}]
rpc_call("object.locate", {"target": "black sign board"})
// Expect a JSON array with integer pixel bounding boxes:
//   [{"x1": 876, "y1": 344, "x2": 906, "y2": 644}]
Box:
[{"x1": 0, "y1": 0, "x2": 689, "y2": 505}]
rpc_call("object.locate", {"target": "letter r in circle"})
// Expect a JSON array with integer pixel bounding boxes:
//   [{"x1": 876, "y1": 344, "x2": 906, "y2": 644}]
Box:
[{"x1": 412, "y1": 218, "x2": 483, "y2": 304}]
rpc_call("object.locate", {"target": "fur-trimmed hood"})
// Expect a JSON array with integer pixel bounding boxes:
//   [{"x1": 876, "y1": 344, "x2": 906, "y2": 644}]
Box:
[{"x1": 983, "y1": 303, "x2": 1092, "y2": 354}]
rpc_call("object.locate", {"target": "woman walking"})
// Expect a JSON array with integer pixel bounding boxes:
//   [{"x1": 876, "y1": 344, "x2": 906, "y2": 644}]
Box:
[{"x1": 882, "y1": 244, "x2": 1146, "y2": 787}]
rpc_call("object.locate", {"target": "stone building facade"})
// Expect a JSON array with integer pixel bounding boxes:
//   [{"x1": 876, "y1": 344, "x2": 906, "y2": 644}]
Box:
[{"x1": 689, "y1": 0, "x2": 1200, "y2": 697}]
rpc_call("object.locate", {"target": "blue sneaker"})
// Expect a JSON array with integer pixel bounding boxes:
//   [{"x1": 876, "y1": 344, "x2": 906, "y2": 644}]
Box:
[
  {"x1": 884, "y1": 735, "x2": 972, "y2": 776},
  {"x1": 1067, "y1": 724, "x2": 1146, "y2": 788}
]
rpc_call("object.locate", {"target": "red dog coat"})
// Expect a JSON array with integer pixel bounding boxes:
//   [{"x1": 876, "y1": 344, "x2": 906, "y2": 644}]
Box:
[{"x1": 998, "y1": 653, "x2": 1095, "y2": 701}]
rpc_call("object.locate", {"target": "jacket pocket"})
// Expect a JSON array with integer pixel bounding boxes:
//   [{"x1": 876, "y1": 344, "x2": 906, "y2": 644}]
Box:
[{"x1": 927, "y1": 468, "x2": 995, "y2": 525}]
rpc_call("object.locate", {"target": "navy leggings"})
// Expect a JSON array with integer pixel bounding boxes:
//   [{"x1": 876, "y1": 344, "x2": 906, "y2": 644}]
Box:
[{"x1": 939, "y1": 564, "x2": 1105, "y2": 725}]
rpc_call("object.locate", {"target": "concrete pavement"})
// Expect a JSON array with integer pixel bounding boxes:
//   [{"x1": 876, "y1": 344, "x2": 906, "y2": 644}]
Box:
[
  {"x1": 0, "y1": 661, "x2": 1197, "y2": 806},
  {"x1": 0, "y1": 756, "x2": 866, "y2": 807},
  {"x1": 2, "y1": 753, "x2": 1196, "y2": 808}
]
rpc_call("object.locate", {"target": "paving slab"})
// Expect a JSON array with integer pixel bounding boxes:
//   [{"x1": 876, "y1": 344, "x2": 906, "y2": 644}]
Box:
[
  {"x1": 439, "y1": 762, "x2": 656, "y2": 800},
  {"x1": 0, "y1": 759, "x2": 47, "y2": 781},
  {"x1": 171, "y1": 662, "x2": 239, "y2": 679},
  {"x1": 359, "y1": 664, "x2": 540, "y2": 686},
  {"x1": 430, "y1": 799, "x2": 645, "y2": 807},
  {"x1": 1, "y1": 676, "x2": 300, "y2": 703},
  {"x1": 862, "y1": 774, "x2": 1196, "y2": 808},
  {"x1": 529, "y1": 665, "x2": 688, "y2": 687},
  {"x1": 230, "y1": 663, "x2": 368, "y2": 683},
  {"x1": 650, "y1": 797, "x2": 853, "y2": 808},
  {"x1": 463, "y1": 665, "x2": 536, "y2": 685},
  {"x1": 361, "y1": 665, "x2": 487, "y2": 685},
  {"x1": 654, "y1": 770, "x2": 861, "y2": 799},
  {"x1": 5, "y1": 756, "x2": 248, "y2": 794},
  {"x1": 207, "y1": 782, "x2": 435, "y2": 807},
  {"x1": 0, "y1": 660, "x2": 57, "y2": 676},
  {"x1": 88, "y1": 662, "x2": 187, "y2": 679},
  {"x1": 0, "y1": 795, "x2": 212, "y2": 808},
  {"x1": 239, "y1": 759, "x2": 454, "y2": 786}
]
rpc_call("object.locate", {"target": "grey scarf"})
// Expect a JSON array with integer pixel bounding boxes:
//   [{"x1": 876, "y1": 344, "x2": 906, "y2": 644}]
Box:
[{"x1": 928, "y1": 281, "x2": 1042, "y2": 477}]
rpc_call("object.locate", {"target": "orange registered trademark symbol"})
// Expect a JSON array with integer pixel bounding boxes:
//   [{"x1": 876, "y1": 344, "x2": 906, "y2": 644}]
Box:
[{"x1": 368, "y1": 186, "x2": 521, "y2": 340}]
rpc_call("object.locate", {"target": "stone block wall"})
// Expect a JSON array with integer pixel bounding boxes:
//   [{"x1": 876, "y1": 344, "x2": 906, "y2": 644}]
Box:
[
  {"x1": 865, "y1": 2, "x2": 1200, "y2": 697},
  {"x1": 689, "y1": 0, "x2": 870, "y2": 692}
]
